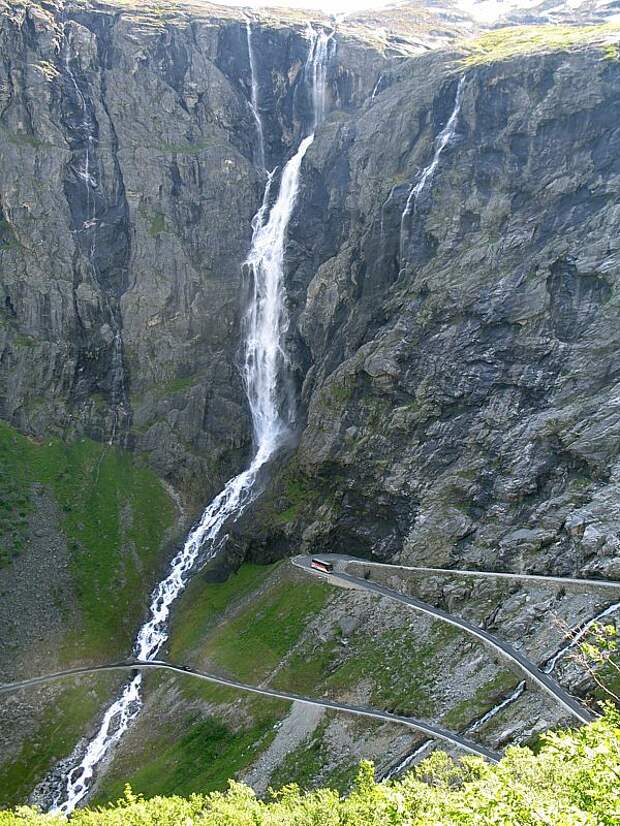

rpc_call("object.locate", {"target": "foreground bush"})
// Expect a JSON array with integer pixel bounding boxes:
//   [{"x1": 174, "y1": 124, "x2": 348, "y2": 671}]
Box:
[{"x1": 1, "y1": 708, "x2": 618, "y2": 825}]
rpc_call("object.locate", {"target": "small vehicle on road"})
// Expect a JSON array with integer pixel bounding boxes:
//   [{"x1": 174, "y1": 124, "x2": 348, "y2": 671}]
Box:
[{"x1": 311, "y1": 558, "x2": 333, "y2": 573}]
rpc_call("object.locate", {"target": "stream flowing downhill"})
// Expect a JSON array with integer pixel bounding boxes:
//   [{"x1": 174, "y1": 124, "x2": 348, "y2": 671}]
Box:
[
  {"x1": 46, "y1": 30, "x2": 331, "y2": 816},
  {"x1": 245, "y1": 18, "x2": 266, "y2": 170},
  {"x1": 399, "y1": 75, "x2": 465, "y2": 261},
  {"x1": 383, "y1": 599, "x2": 620, "y2": 779}
]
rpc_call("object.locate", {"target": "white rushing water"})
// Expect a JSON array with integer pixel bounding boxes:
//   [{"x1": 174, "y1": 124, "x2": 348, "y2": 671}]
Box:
[
  {"x1": 246, "y1": 19, "x2": 266, "y2": 169},
  {"x1": 49, "y1": 27, "x2": 332, "y2": 815},
  {"x1": 305, "y1": 25, "x2": 334, "y2": 130},
  {"x1": 400, "y1": 76, "x2": 465, "y2": 259}
]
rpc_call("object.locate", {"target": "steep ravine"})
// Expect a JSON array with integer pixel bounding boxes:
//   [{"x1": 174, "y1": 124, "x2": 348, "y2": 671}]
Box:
[{"x1": 1, "y1": 0, "x2": 619, "y2": 810}]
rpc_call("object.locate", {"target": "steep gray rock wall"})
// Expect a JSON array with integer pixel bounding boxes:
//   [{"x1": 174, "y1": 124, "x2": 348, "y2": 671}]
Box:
[
  {"x1": 2, "y1": 3, "x2": 618, "y2": 584},
  {"x1": 1, "y1": 0, "x2": 619, "y2": 808},
  {"x1": 252, "y1": 45, "x2": 620, "y2": 583},
  {"x1": 0, "y1": 0, "x2": 386, "y2": 504}
]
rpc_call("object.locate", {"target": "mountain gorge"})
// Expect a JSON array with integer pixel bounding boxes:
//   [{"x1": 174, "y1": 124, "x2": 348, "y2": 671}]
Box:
[{"x1": 0, "y1": 0, "x2": 619, "y2": 813}]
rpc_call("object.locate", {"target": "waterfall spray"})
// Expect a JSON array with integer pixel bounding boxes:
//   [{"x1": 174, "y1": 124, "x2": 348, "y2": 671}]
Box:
[
  {"x1": 305, "y1": 25, "x2": 334, "y2": 130},
  {"x1": 47, "y1": 21, "x2": 334, "y2": 815}
]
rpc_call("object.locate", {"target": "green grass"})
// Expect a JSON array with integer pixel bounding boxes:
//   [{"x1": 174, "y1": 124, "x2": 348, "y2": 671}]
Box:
[
  {"x1": 93, "y1": 568, "x2": 334, "y2": 801},
  {"x1": 274, "y1": 470, "x2": 319, "y2": 524},
  {"x1": 203, "y1": 578, "x2": 333, "y2": 682},
  {"x1": 441, "y1": 670, "x2": 519, "y2": 730},
  {"x1": 154, "y1": 375, "x2": 196, "y2": 398},
  {"x1": 95, "y1": 703, "x2": 284, "y2": 804},
  {"x1": 0, "y1": 420, "x2": 176, "y2": 658},
  {"x1": 3, "y1": 710, "x2": 620, "y2": 826},
  {"x1": 254, "y1": 458, "x2": 323, "y2": 529},
  {"x1": 461, "y1": 23, "x2": 620, "y2": 66},
  {"x1": 269, "y1": 718, "x2": 331, "y2": 791},
  {"x1": 168, "y1": 563, "x2": 278, "y2": 661},
  {"x1": 0, "y1": 676, "x2": 120, "y2": 808},
  {"x1": 0, "y1": 429, "x2": 33, "y2": 565},
  {"x1": 324, "y1": 624, "x2": 461, "y2": 717},
  {"x1": 273, "y1": 638, "x2": 341, "y2": 694},
  {"x1": 147, "y1": 211, "x2": 166, "y2": 237},
  {"x1": 268, "y1": 714, "x2": 360, "y2": 793}
]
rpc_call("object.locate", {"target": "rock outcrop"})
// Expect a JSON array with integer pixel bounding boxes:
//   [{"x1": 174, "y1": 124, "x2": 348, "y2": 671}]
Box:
[
  {"x1": 240, "y1": 39, "x2": 620, "y2": 588},
  {"x1": 0, "y1": 0, "x2": 387, "y2": 506}
]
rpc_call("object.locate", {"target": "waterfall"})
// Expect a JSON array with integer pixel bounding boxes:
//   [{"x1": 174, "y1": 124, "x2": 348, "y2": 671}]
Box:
[
  {"x1": 370, "y1": 73, "x2": 384, "y2": 102},
  {"x1": 399, "y1": 76, "x2": 465, "y2": 260},
  {"x1": 245, "y1": 19, "x2": 265, "y2": 169},
  {"x1": 305, "y1": 25, "x2": 334, "y2": 130},
  {"x1": 62, "y1": 22, "x2": 128, "y2": 444},
  {"x1": 46, "y1": 26, "x2": 330, "y2": 815}
]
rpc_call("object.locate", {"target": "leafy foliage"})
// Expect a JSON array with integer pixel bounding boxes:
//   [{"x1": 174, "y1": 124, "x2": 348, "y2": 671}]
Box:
[{"x1": 1, "y1": 710, "x2": 618, "y2": 824}]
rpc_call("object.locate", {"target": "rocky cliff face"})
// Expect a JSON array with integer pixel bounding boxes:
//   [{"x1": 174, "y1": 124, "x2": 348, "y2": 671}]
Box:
[
  {"x1": 0, "y1": 0, "x2": 385, "y2": 505},
  {"x1": 239, "y1": 37, "x2": 620, "y2": 590},
  {"x1": 1, "y1": 0, "x2": 620, "y2": 808},
  {"x1": 3, "y1": 3, "x2": 619, "y2": 572}
]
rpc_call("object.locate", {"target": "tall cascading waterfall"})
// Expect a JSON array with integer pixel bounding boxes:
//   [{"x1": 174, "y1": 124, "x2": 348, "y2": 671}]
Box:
[
  {"x1": 399, "y1": 76, "x2": 465, "y2": 262},
  {"x1": 46, "y1": 24, "x2": 333, "y2": 815},
  {"x1": 245, "y1": 18, "x2": 266, "y2": 169}
]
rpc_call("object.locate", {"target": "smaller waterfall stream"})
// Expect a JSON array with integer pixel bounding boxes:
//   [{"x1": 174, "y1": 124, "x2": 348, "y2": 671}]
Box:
[
  {"x1": 305, "y1": 26, "x2": 334, "y2": 130},
  {"x1": 383, "y1": 599, "x2": 620, "y2": 779},
  {"x1": 399, "y1": 76, "x2": 465, "y2": 260},
  {"x1": 245, "y1": 19, "x2": 266, "y2": 169},
  {"x1": 62, "y1": 22, "x2": 129, "y2": 444}
]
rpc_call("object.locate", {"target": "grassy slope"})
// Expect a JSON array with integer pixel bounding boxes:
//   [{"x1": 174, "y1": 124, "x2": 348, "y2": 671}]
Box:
[
  {"x1": 0, "y1": 677, "x2": 121, "y2": 808},
  {"x1": 94, "y1": 564, "x2": 333, "y2": 802},
  {"x1": 2, "y1": 710, "x2": 619, "y2": 826},
  {"x1": 0, "y1": 420, "x2": 176, "y2": 658},
  {"x1": 461, "y1": 23, "x2": 620, "y2": 65},
  {"x1": 94, "y1": 561, "x2": 515, "y2": 801},
  {"x1": 0, "y1": 419, "x2": 177, "y2": 805}
]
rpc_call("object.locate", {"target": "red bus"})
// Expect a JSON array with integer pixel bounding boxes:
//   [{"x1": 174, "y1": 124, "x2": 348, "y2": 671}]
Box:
[{"x1": 311, "y1": 558, "x2": 333, "y2": 573}]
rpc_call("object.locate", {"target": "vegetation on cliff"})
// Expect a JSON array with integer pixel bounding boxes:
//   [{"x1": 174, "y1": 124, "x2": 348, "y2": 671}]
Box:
[
  {"x1": 461, "y1": 23, "x2": 620, "y2": 65},
  {"x1": 0, "y1": 420, "x2": 176, "y2": 657},
  {"x1": 0, "y1": 709, "x2": 618, "y2": 825}
]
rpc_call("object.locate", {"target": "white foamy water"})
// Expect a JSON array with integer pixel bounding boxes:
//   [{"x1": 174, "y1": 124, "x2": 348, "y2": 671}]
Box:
[
  {"x1": 48, "y1": 27, "x2": 332, "y2": 815},
  {"x1": 400, "y1": 76, "x2": 465, "y2": 258},
  {"x1": 246, "y1": 19, "x2": 266, "y2": 169},
  {"x1": 305, "y1": 25, "x2": 334, "y2": 130}
]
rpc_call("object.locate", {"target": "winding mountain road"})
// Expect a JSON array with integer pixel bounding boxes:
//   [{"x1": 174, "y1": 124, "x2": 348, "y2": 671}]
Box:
[
  {"x1": 343, "y1": 559, "x2": 620, "y2": 592},
  {"x1": 4, "y1": 554, "x2": 616, "y2": 780},
  {"x1": 0, "y1": 659, "x2": 500, "y2": 763},
  {"x1": 292, "y1": 554, "x2": 599, "y2": 724}
]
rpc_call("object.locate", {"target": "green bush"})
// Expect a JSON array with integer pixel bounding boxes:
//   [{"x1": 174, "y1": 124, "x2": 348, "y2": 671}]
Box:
[{"x1": 1, "y1": 708, "x2": 618, "y2": 824}]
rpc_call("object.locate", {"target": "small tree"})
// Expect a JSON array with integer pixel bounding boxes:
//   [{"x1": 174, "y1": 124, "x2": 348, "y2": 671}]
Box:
[{"x1": 572, "y1": 622, "x2": 620, "y2": 705}]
